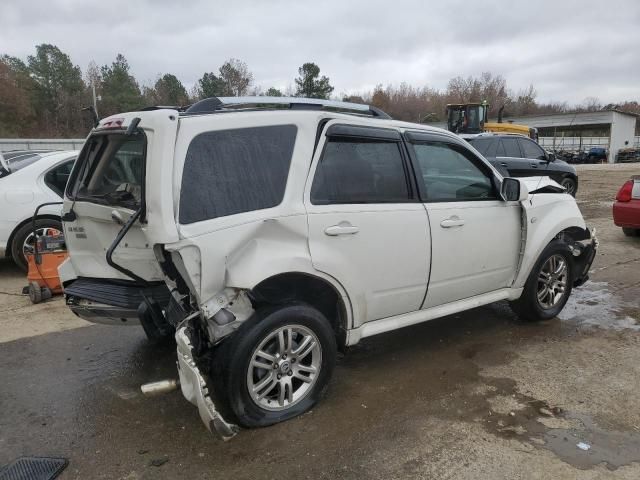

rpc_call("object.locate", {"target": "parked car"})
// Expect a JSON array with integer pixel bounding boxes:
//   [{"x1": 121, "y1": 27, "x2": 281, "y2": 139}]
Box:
[
  {"x1": 585, "y1": 147, "x2": 608, "y2": 163},
  {"x1": 0, "y1": 150, "x2": 78, "y2": 271},
  {"x1": 613, "y1": 176, "x2": 640, "y2": 236},
  {"x1": 467, "y1": 134, "x2": 579, "y2": 196},
  {"x1": 59, "y1": 97, "x2": 597, "y2": 437}
]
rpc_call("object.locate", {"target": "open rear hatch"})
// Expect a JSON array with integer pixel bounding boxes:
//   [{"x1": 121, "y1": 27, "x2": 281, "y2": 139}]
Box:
[{"x1": 59, "y1": 111, "x2": 179, "y2": 324}]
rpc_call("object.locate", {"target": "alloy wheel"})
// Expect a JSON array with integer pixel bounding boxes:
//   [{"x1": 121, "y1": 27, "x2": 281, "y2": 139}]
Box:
[
  {"x1": 537, "y1": 254, "x2": 568, "y2": 309},
  {"x1": 247, "y1": 324, "x2": 322, "y2": 411}
]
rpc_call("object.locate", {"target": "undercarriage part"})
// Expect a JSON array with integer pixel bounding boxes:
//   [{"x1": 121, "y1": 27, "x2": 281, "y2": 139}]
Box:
[
  {"x1": 140, "y1": 379, "x2": 179, "y2": 396},
  {"x1": 175, "y1": 326, "x2": 239, "y2": 440}
]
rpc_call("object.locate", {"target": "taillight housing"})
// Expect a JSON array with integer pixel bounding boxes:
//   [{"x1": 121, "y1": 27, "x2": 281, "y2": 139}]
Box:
[{"x1": 616, "y1": 180, "x2": 633, "y2": 202}]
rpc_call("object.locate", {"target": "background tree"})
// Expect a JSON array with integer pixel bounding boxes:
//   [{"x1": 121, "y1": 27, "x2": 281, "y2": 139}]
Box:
[
  {"x1": 0, "y1": 58, "x2": 36, "y2": 136},
  {"x1": 27, "y1": 44, "x2": 85, "y2": 135},
  {"x1": 218, "y1": 58, "x2": 253, "y2": 96},
  {"x1": 265, "y1": 87, "x2": 283, "y2": 97},
  {"x1": 295, "y1": 62, "x2": 333, "y2": 99},
  {"x1": 146, "y1": 73, "x2": 188, "y2": 105},
  {"x1": 197, "y1": 71, "x2": 226, "y2": 99},
  {"x1": 100, "y1": 54, "x2": 142, "y2": 116}
]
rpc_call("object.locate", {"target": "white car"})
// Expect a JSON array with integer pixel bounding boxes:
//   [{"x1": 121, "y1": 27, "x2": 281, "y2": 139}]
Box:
[
  {"x1": 0, "y1": 150, "x2": 78, "y2": 270},
  {"x1": 58, "y1": 98, "x2": 597, "y2": 438}
]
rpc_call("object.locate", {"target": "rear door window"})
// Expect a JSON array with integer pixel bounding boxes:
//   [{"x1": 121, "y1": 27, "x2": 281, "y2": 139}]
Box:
[
  {"x1": 470, "y1": 138, "x2": 499, "y2": 157},
  {"x1": 44, "y1": 158, "x2": 75, "y2": 197},
  {"x1": 501, "y1": 138, "x2": 522, "y2": 158},
  {"x1": 310, "y1": 137, "x2": 410, "y2": 204},
  {"x1": 179, "y1": 125, "x2": 297, "y2": 224}
]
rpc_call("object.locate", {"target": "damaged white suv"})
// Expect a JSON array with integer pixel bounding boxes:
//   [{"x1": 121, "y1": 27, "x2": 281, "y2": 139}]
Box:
[{"x1": 59, "y1": 97, "x2": 597, "y2": 438}]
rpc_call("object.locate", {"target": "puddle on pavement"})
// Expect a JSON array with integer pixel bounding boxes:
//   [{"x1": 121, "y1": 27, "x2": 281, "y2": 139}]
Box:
[
  {"x1": 477, "y1": 378, "x2": 640, "y2": 471},
  {"x1": 559, "y1": 281, "x2": 639, "y2": 331}
]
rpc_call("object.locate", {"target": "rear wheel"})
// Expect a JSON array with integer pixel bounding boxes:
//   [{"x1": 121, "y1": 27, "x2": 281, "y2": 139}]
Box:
[
  {"x1": 220, "y1": 304, "x2": 336, "y2": 428},
  {"x1": 510, "y1": 240, "x2": 573, "y2": 322},
  {"x1": 560, "y1": 176, "x2": 577, "y2": 197},
  {"x1": 622, "y1": 227, "x2": 639, "y2": 237},
  {"x1": 11, "y1": 218, "x2": 63, "y2": 272}
]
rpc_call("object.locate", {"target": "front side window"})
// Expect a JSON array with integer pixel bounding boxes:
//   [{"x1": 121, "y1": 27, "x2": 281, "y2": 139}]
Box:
[
  {"x1": 310, "y1": 138, "x2": 410, "y2": 204},
  {"x1": 68, "y1": 133, "x2": 145, "y2": 209},
  {"x1": 518, "y1": 138, "x2": 545, "y2": 159},
  {"x1": 179, "y1": 125, "x2": 297, "y2": 224},
  {"x1": 410, "y1": 141, "x2": 496, "y2": 202}
]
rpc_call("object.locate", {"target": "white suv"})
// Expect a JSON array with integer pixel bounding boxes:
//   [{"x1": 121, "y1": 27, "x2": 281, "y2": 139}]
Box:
[{"x1": 59, "y1": 97, "x2": 597, "y2": 438}]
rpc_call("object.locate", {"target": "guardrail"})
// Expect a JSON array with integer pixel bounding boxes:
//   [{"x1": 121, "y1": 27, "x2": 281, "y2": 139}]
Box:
[{"x1": 0, "y1": 138, "x2": 86, "y2": 152}]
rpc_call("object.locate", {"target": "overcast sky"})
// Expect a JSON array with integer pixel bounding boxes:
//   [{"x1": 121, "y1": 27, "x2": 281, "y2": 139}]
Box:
[{"x1": 1, "y1": 0, "x2": 639, "y2": 105}]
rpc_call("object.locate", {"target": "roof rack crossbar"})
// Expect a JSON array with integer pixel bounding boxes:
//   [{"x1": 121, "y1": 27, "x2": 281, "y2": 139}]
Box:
[{"x1": 183, "y1": 96, "x2": 391, "y2": 119}]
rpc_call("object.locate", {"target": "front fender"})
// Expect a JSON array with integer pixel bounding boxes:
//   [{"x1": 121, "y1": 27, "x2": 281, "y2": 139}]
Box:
[{"x1": 513, "y1": 194, "x2": 587, "y2": 288}]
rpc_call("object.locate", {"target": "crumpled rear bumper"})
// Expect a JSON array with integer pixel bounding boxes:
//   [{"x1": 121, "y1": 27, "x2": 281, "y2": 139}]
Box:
[
  {"x1": 175, "y1": 327, "x2": 239, "y2": 440},
  {"x1": 572, "y1": 227, "x2": 598, "y2": 287}
]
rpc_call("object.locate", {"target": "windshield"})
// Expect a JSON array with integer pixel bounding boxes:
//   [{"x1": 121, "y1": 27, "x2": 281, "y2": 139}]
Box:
[{"x1": 67, "y1": 133, "x2": 145, "y2": 209}]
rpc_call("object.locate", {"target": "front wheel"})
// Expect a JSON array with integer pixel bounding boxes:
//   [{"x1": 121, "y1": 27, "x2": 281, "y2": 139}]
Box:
[
  {"x1": 622, "y1": 227, "x2": 639, "y2": 237},
  {"x1": 560, "y1": 176, "x2": 577, "y2": 197},
  {"x1": 510, "y1": 240, "x2": 573, "y2": 322},
  {"x1": 220, "y1": 304, "x2": 336, "y2": 428}
]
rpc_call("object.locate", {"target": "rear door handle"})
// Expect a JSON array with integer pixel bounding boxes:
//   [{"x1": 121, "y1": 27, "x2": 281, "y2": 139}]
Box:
[
  {"x1": 324, "y1": 223, "x2": 359, "y2": 236},
  {"x1": 500, "y1": 162, "x2": 508, "y2": 167},
  {"x1": 530, "y1": 162, "x2": 538, "y2": 168},
  {"x1": 440, "y1": 216, "x2": 465, "y2": 228}
]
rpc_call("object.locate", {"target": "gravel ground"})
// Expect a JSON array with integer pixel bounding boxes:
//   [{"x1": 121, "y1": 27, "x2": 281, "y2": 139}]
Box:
[{"x1": 0, "y1": 163, "x2": 639, "y2": 479}]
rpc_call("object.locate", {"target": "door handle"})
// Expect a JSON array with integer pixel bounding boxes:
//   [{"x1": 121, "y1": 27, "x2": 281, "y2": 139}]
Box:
[
  {"x1": 530, "y1": 163, "x2": 538, "y2": 168},
  {"x1": 440, "y1": 216, "x2": 465, "y2": 228},
  {"x1": 500, "y1": 162, "x2": 508, "y2": 167},
  {"x1": 324, "y1": 223, "x2": 360, "y2": 236}
]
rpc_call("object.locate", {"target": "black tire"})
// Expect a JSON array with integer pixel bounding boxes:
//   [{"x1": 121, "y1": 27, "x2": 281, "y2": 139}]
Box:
[
  {"x1": 560, "y1": 176, "x2": 577, "y2": 197},
  {"x1": 218, "y1": 304, "x2": 336, "y2": 428},
  {"x1": 622, "y1": 227, "x2": 639, "y2": 237},
  {"x1": 510, "y1": 239, "x2": 574, "y2": 322},
  {"x1": 28, "y1": 281, "x2": 42, "y2": 304},
  {"x1": 11, "y1": 218, "x2": 62, "y2": 272}
]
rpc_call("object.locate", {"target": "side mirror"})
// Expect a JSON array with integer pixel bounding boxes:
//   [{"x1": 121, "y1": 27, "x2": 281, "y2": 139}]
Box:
[
  {"x1": 501, "y1": 177, "x2": 528, "y2": 202},
  {"x1": 546, "y1": 152, "x2": 555, "y2": 162}
]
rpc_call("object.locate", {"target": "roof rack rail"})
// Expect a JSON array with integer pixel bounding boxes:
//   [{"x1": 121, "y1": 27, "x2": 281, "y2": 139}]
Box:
[{"x1": 183, "y1": 96, "x2": 392, "y2": 119}]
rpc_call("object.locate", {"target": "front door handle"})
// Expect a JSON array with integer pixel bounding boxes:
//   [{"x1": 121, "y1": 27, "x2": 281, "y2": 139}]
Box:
[
  {"x1": 500, "y1": 162, "x2": 508, "y2": 167},
  {"x1": 324, "y1": 223, "x2": 360, "y2": 236},
  {"x1": 530, "y1": 162, "x2": 538, "y2": 168},
  {"x1": 440, "y1": 216, "x2": 465, "y2": 228}
]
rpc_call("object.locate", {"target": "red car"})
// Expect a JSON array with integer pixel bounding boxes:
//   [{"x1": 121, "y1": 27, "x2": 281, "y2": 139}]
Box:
[{"x1": 613, "y1": 176, "x2": 640, "y2": 236}]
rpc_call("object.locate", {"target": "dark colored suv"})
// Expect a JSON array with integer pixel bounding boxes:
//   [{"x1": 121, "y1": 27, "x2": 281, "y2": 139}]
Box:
[{"x1": 468, "y1": 134, "x2": 579, "y2": 196}]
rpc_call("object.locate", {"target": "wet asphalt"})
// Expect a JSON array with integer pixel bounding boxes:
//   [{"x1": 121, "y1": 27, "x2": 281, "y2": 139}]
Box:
[{"x1": 1, "y1": 164, "x2": 640, "y2": 479}]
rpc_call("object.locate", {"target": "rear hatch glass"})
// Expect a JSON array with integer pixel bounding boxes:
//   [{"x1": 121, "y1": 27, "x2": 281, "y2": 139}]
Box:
[{"x1": 67, "y1": 133, "x2": 145, "y2": 210}]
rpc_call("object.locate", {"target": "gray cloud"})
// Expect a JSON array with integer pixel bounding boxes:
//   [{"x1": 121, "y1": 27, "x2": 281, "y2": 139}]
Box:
[{"x1": 1, "y1": 0, "x2": 638, "y2": 104}]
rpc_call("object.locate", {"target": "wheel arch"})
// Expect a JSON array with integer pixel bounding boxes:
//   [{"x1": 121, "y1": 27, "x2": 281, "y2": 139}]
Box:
[
  {"x1": 249, "y1": 271, "x2": 352, "y2": 350},
  {"x1": 5, "y1": 214, "x2": 61, "y2": 258},
  {"x1": 514, "y1": 198, "x2": 589, "y2": 289}
]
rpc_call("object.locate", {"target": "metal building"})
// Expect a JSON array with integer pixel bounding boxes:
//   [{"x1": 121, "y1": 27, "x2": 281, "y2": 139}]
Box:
[{"x1": 502, "y1": 110, "x2": 639, "y2": 163}]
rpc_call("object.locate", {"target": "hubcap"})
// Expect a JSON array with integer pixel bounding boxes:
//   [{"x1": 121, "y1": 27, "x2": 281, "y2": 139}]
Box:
[
  {"x1": 247, "y1": 325, "x2": 321, "y2": 411},
  {"x1": 23, "y1": 227, "x2": 61, "y2": 256},
  {"x1": 537, "y1": 254, "x2": 568, "y2": 309}
]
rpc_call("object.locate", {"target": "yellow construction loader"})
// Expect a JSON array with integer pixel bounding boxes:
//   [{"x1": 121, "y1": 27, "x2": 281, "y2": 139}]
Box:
[{"x1": 446, "y1": 102, "x2": 537, "y2": 140}]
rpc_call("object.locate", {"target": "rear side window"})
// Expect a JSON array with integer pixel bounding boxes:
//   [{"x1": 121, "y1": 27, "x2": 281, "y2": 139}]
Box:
[
  {"x1": 44, "y1": 158, "x2": 75, "y2": 197},
  {"x1": 179, "y1": 125, "x2": 297, "y2": 224},
  {"x1": 501, "y1": 138, "x2": 521, "y2": 157},
  {"x1": 310, "y1": 138, "x2": 410, "y2": 204},
  {"x1": 469, "y1": 138, "x2": 498, "y2": 157}
]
